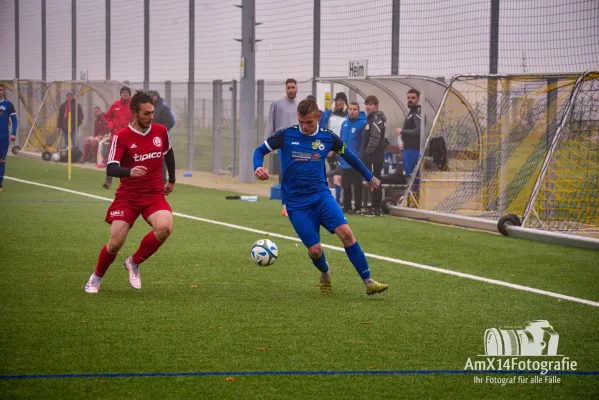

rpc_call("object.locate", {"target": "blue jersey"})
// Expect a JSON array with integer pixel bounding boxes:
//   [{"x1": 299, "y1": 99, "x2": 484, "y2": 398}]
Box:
[
  {"x1": 256, "y1": 125, "x2": 372, "y2": 210},
  {"x1": 0, "y1": 99, "x2": 17, "y2": 136}
]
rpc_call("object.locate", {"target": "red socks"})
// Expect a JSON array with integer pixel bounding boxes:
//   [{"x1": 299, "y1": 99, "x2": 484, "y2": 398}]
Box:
[
  {"x1": 132, "y1": 231, "x2": 164, "y2": 265},
  {"x1": 94, "y1": 232, "x2": 163, "y2": 277},
  {"x1": 94, "y1": 245, "x2": 117, "y2": 277}
]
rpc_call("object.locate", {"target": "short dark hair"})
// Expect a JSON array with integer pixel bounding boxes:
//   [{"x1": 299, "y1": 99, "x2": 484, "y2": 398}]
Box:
[
  {"x1": 349, "y1": 102, "x2": 360, "y2": 110},
  {"x1": 93, "y1": 106, "x2": 102, "y2": 111},
  {"x1": 130, "y1": 91, "x2": 154, "y2": 112},
  {"x1": 120, "y1": 86, "x2": 131, "y2": 95},
  {"x1": 285, "y1": 78, "x2": 297, "y2": 86},
  {"x1": 364, "y1": 95, "x2": 379, "y2": 106},
  {"x1": 297, "y1": 99, "x2": 319, "y2": 117},
  {"x1": 407, "y1": 88, "x2": 420, "y2": 98}
]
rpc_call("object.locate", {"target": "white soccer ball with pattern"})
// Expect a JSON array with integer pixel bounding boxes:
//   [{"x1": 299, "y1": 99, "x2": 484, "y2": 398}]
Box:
[
  {"x1": 250, "y1": 239, "x2": 278, "y2": 266},
  {"x1": 51, "y1": 152, "x2": 61, "y2": 162}
]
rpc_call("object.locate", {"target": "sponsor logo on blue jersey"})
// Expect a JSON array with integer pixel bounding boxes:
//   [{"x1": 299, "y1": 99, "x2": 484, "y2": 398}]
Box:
[{"x1": 292, "y1": 151, "x2": 312, "y2": 161}]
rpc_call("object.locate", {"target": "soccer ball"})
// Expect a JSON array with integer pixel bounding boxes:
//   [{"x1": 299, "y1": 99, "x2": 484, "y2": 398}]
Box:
[
  {"x1": 51, "y1": 152, "x2": 61, "y2": 162},
  {"x1": 250, "y1": 239, "x2": 278, "y2": 266}
]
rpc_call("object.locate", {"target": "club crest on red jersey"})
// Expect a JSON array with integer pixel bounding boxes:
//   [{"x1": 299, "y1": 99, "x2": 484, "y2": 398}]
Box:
[{"x1": 153, "y1": 137, "x2": 162, "y2": 147}]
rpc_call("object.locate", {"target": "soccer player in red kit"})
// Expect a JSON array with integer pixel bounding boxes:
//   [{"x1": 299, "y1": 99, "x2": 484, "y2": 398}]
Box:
[{"x1": 85, "y1": 92, "x2": 176, "y2": 293}]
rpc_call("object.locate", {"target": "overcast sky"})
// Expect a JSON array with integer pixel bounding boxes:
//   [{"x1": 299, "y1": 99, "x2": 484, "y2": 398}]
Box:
[{"x1": 0, "y1": 0, "x2": 597, "y2": 82}]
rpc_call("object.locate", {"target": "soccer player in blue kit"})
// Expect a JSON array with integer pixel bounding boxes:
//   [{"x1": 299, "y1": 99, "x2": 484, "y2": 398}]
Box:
[
  {"x1": 0, "y1": 84, "x2": 18, "y2": 192},
  {"x1": 254, "y1": 99, "x2": 388, "y2": 295}
]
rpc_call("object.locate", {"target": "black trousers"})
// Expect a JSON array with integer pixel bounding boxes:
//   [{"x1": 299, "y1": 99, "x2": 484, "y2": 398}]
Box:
[
  {"x1": 364, "y1": 162, "x2": 383, "y2": 209},
  {"x1": 342, "y1": 169, "x2": 363, "y2": 211}
]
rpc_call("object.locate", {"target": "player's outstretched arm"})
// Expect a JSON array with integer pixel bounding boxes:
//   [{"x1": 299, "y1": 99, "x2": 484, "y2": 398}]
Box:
[
  {"x1": 253, "y1": 128, "x2": 284, "y2": 180},
  {"x1": 8, "y1": 103, "x2": 18, "y2": 138},
  {"x1": 253, "y1": 144, "x2": 271, "y2": 180},
  {"x1": 106, "y1": 163, "x2": 147, "y2": 178},
  {"x1": 164, "y1": 148, "x2": 176, "y2": 195},
  {"x1": 338, "y1": 145, "x2": 380, "y2": 190},
  {"x1": 338, "y1": 145, "x2": 373, "y2": 182},
  {"x1": 164, "y1": 148, "x2": 176, "y2": 183}
]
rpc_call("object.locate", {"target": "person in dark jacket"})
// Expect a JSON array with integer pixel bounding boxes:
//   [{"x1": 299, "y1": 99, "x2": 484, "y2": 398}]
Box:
[
  {"x1": 148, "y1": 90, "x2": 175, "y2": 131},
  {"x1": 56, "y1": 91, "x2": 84, "y2": 150},
  {"x1": 395, "y1": 89, "x2": 421, "y2": 180},
  {"x1": 361, "y1": 95, "x2": 387, "y2": 216},
  {"x1": 148, "y1": 90, "x2": 176, "y2": 184}
]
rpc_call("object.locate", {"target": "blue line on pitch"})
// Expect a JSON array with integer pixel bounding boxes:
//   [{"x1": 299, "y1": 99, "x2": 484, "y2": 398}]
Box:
[{"x1": 1, "y1": 370, "x2": 597, "y2": 380}]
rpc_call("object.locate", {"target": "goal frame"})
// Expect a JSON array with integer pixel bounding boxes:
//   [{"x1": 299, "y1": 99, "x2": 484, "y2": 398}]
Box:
[{"x1": 391, "y1": 71, "x2": 599, "y2": 250}]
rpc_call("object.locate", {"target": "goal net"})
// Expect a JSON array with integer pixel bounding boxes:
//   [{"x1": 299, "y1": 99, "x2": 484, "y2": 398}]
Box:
[
  {"x1": 402, "y1": 72, "x2": 599, "y2": 238},
  {"x1": 20, "y1": 81, "x2": 133, "y2": 160}
]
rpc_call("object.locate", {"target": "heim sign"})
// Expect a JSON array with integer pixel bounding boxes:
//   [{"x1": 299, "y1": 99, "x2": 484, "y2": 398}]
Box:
[{"x1": 348, "y1": 59, "x2": 368, "y2": 79}]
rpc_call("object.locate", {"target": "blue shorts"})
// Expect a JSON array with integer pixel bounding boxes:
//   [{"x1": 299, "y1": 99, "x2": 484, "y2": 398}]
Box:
[{"x1": 288, "y1": 195, "x2": 348, "y2": 248}]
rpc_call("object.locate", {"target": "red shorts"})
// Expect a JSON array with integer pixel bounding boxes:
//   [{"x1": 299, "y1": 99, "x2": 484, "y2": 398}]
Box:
[{"x1": 105, "y1": 195, "x2": 172, "y2": 227}]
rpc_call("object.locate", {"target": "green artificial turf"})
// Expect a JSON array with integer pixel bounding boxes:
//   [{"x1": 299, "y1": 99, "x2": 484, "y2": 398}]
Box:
[{"x1": 0, "y1": 157, "x2": 597, "y2": 399}]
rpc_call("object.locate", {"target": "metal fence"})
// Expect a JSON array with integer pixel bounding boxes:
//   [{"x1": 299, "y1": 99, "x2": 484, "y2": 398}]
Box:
[
  {"x1": 1, "y1": 1, "x2": 597, "y2": 82},
  {"x1": 1, "y1": 0, "x2": 597, "y2": 177},
  {"x1": 1, "y1": 77, "x2": 315, "y2": 176}
]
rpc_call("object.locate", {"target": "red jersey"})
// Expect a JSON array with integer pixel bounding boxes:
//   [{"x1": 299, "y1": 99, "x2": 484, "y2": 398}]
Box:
[{"x1": 107, "y1": 123, "x2": 171, "y2": 197}]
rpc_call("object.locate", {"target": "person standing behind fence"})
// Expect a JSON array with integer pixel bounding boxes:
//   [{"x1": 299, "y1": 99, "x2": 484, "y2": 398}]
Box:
[
  {"x1": 0, "y1": 84, "x2": 18, "y2": 192},
  {"x1": 56, "y1": 91, "x2": 84, "y2": 151},
  {"x1": 265, "y1": 78, "x2": 300, "y2": 217},
  {"x1": 148, "y1": 90, "x2": 175, "y2": 184},
  {"x1": 361, "y1": 95, "x2": 387, "y2": 217},
  {"x1": 395, "y1": 89, "x2": 421, "y2": 189},
  {"x1": 340, "y1": 102, "x2": 367, "y2": 214},
  {"x1": 102, "y1": 86, "x2": 133, "y2": 189},
  {"x1": 148, "y1": 91, "x2": 175, "y2": 131}
]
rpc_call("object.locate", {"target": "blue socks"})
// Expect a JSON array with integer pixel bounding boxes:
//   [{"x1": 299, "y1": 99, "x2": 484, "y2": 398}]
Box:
[
  {"x1": 310, "y1": 243, "x2": 370, "y2": 280},
  {"x1": 0, "y1": 160, "x2": 5, "y2": 186},
  {"x1": 310, "y1": 251, "x2": 329, "y2": 273},
  {"x1": 334, "y1": 184, "x2": 342, "y2": 203},
  {"x1": 345, "y1": 241, "x2": 371, "y2": 280}
]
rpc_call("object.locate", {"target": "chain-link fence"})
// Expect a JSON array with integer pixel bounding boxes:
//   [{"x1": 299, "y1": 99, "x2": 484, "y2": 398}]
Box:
[
  {"x1": 2, "y1": 0, "x2": 596, "y2": 81},
  {"x1": 1, "y1": 0, "x2": 597, "y2": 176},
  {"x1": 2, "y1": 77, "x2": 320, "y2": 176}
]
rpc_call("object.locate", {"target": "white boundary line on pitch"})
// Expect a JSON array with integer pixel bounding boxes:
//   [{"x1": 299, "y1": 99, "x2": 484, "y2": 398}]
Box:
[{"x1": 6, "y1": 176, "x2": 599, "y2": 308}]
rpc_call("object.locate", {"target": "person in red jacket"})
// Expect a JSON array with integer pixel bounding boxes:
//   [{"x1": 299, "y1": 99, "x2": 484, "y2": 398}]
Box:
[{"x1": 102, "y1": 86, "x2": 133, "y2": 189}]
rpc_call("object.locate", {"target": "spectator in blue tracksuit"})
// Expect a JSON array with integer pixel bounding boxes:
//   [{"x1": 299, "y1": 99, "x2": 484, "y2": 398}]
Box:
[
  {"x1": 339, "y1": 102, "x2": 367, "y2": 213},
  {"x1": 0, "y1": 84, "x2": 18, "y2": 191}
]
